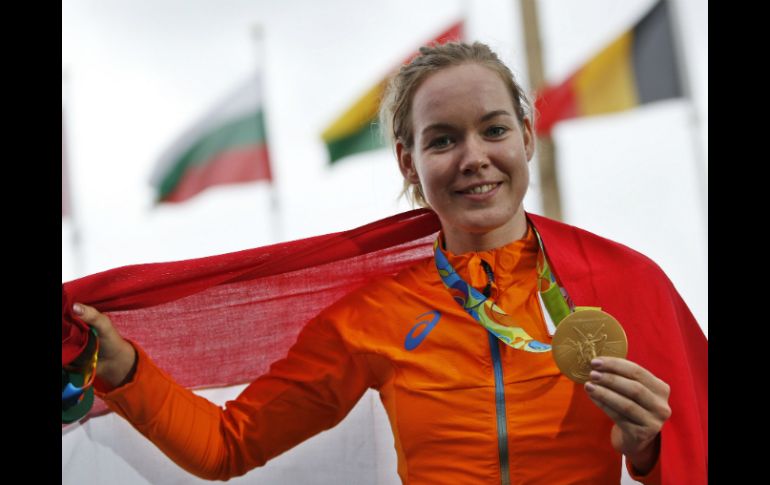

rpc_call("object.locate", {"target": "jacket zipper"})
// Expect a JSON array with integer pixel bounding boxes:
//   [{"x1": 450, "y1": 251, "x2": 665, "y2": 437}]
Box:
[
  {"x1": 480, "y1": 259, "x2": 510, "y2": 485},
  {"x1": 488, "y1": 331, "x2": 511, "y2": 485}
]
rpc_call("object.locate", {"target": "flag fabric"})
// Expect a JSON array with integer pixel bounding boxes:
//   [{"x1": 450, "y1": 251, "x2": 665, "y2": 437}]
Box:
[
  {"x1": 150, "y1": 72, "x2": 272, "y2": 204},
  {"x1": 321, "y1": 21, "x2": 463, "y2": 164},
  {"x1": 534, "y1": 0, "x2": 683, "y2": 136},
  {"x1": 62, "y1": 209, "x2": 441, "y2": 419}
]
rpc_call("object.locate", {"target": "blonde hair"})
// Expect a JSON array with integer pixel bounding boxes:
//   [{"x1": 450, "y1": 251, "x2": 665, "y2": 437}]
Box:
[{"x1": 379, "y1": 41, "x2": 531, "y2": 207}]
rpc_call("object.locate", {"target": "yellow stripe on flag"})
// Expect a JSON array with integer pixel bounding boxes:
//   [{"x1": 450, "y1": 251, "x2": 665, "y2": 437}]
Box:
[
  {"x1": 574, "y1": 32, "x2": 638, "y2": 116},
  {"x1": 322, "y1": 81, "x2": 386, "y2": 142}
]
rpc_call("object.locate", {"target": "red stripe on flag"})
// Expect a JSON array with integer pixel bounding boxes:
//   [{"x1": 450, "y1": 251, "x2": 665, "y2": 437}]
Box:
[
  {"x1": 534, "y1": 73, "x2": 579, "y2": 137},
  {"x1": 402, "y1": 21, "x2": 464, "y2": 65},
  {"x1": 163, "y1": 144, "x2": 271, "y2": 203},
  {"x1": 434, "y1": 21, "x2": 463, "y2": 44}
]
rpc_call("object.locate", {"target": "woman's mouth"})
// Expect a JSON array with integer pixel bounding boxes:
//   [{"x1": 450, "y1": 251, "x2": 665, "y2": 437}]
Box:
[
  {"x1": 456, "y1": 182, "x2": 502, "y2": 197},
  {"x1": 461, "y1": 183, "x2": 499, "y2": 195}
]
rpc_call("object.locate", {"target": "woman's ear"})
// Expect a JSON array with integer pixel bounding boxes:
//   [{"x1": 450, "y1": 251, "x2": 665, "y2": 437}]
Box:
[
  {"x1": 396, "y1": 141, "x2": 420, "y2": 184},
  {"x1": 521, "y1": 117, "x2": 535, "y2": 161}
]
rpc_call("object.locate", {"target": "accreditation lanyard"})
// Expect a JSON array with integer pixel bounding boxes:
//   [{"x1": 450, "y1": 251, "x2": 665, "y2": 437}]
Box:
[{"x1": 433, "y1": 227, "x2": 576, "y2": 353}]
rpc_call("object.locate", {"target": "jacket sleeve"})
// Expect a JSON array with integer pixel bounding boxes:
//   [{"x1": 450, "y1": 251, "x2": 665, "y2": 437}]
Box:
[{"x1": 94, "y1": 312, "x2": 375, "y2": 481}]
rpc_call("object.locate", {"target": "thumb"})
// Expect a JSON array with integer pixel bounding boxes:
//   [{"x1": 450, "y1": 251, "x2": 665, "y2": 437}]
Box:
[
  {"x1": 72, "y1": 302, "x2": 135, "y2": 384},
  {"x1": 72, "y1": 302, "x2": 114, "y2": 336}
]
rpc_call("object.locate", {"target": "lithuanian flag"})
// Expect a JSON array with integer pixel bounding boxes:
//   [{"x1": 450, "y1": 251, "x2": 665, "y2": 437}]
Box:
[
  {"x1": 535, "y1": 0, "x2": 683, "y2": 136},
  {"x1": 151, "y1": 72, "x2": 271, "y2": 204},
  {"x1": 322, "y1": 21, "x2": 464, "y2": 164}
]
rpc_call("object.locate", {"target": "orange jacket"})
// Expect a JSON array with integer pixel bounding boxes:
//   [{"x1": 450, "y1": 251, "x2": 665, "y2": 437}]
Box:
[{"x1": 97, "y1": 223, "x2": 661, "y2": 484}]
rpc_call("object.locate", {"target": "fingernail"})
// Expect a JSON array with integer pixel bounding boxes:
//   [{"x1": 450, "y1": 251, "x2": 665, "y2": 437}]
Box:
[
  {"x1": 591, "y1": 359, "x2": 603, "y2": 369},
  {"x1": 590, "y1": 370, "x2": 602, "y2": 382},
  {"x1": 73, "y1": 303, "x2": 84, "y2": 315},
  {"x1": 585, "y1": 382, "x2": 596, "y2": 393}
]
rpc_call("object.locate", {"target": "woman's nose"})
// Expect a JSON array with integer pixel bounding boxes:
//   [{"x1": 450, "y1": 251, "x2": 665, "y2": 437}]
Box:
[{"x1": 458, "y1": 136, "x2": 489, "y2": 174}]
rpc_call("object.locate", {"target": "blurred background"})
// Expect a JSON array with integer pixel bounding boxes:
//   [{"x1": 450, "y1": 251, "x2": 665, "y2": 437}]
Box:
[{"x1": 62, "y1": 1, "x2": 707, "y2": 483}]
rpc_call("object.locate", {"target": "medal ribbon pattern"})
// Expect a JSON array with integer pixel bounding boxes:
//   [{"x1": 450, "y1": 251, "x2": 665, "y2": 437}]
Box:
[{"x1": 433, "y1": 226, "x2": 599, "y2": 352}]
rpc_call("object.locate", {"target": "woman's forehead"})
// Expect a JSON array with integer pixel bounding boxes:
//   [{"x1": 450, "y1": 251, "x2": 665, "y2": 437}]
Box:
[{"x1": 411, "y1": 64, "x2": 515, "y2": 126}]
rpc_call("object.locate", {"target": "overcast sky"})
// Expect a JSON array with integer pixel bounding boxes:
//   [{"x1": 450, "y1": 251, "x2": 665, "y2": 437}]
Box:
[{"x1": 62, "y1": 0, "x2": 707, "y2": 334}]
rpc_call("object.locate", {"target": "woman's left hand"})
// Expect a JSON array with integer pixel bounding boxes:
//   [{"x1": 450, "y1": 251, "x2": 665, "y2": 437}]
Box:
[{"x1": 584, "y1": 357, "x2": 671, "y2": 475}]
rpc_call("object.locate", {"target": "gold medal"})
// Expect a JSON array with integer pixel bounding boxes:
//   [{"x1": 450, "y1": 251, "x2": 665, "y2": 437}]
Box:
[{"x1": 552, "y1": 309, "x2": 628, "y2": 383}]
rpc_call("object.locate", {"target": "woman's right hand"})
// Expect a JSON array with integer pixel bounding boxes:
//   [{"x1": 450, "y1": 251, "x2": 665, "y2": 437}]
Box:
[{"x1": 73, "y1": 302, "x2": 137, "y2": 390}]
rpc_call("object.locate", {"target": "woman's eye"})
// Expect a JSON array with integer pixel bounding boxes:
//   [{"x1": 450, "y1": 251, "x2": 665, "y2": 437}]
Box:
[
  {"x1": 429, "y1": 136, "x2": 452, "y2": 149},
  {"x1": 486, "y1": 126, "x2": 508, "y2": 137}
]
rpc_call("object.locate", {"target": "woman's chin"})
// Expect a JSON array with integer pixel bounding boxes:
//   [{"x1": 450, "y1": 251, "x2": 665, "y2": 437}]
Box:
[
  {"x1": 457, "y1": 207, "x2": 521, "y2": 232},
  {"x1": 439, "y1": 209, "x2": 526, "y2": 249}
]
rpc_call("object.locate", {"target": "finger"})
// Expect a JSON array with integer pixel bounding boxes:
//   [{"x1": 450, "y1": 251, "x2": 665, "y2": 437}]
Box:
[
  {"x1": 591, "y1": 357, "x2": 670, "y2": 398},
  {"x1": 73, "y1": 303, "x2": 114, "y2": 335},
  {"x1": 587, "y1": 392, "x2": 626, "y2": 427},
  {"x1": 588, "y1": 392, "x2": 648, "y2": 440},
  {"x1": 585, "y1": 380, "x2": 649, "y2": 427},
  {"x1": 585, "y1": 382, "x2": 670, "y2": 433},
  {"x1": 589, "y1": 369, "x2": 671, "y2": 420},
  {"x1": 586, "y1": 388, "x2": 661, "y2": 453}
]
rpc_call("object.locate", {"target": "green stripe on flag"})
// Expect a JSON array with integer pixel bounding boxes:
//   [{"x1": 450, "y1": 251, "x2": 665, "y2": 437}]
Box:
[
  {"x1": 326, "y1": 119, "x2": 386, "y2": 164},
  {"x1": 158, "y1": 110, "x2": 267, "y2": 200}
]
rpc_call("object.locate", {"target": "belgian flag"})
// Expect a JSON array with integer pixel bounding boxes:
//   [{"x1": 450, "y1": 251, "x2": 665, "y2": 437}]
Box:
[{"x1": 535, "y1": 0, "x2": 683, "y2": 136}]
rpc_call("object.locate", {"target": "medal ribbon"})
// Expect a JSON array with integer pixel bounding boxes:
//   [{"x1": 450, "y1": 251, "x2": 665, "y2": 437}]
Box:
[
  {"x1": 532, "y1": 228, "x2": 600, "y2": 317},
  {"x1": 533, "y1": 227, "x2": 573, "y2": 325},
  {"x1": 434, "y1": 226, "x2": 590, "y2": 352}
]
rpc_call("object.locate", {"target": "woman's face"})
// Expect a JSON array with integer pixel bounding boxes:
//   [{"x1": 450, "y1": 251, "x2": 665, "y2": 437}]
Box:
[{"x1": 397, "y1": 63, "x2": 535, "y2": 253}]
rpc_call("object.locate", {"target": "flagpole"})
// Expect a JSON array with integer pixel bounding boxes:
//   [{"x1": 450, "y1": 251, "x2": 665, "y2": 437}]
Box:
[
  {"x1": 519, "y1": 0, "x2": 562, "y2": 221},
  {"x1": 251, "y1": 24, "x2": 281, "y2": 244},
  {"x1": 664, "y1": 0, "x2": 707, "y2": 242},
  {"x1": 62, "y1": 69, "x2": 85, "y2": 279},
  {"x1": 460, "y1": 0, "x2": 470, "y2": 33}
]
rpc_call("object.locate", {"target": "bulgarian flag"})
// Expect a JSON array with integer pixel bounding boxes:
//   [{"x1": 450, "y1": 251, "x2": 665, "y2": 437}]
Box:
[
  {"x1": 151, "y1": 72, "x2": 272, "y2": 204},
  {"x1": 321, "y1": 21, "x2": 464, "y2": 164},
  {"x1": 534, "y1": 0, "x2": 683, "y2": 137}
]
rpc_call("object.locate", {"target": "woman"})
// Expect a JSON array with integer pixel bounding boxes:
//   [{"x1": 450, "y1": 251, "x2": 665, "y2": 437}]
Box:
[{"x1": 70, "y1": 42, "x2": 705, "y2": 484}]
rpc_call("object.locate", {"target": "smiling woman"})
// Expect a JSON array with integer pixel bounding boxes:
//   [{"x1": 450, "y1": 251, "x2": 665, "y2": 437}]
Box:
[
  {"x1": 68, "y1": 41, "x2": 707, "y2": 485},
  {"x1": 396, "y1": 62, "x2": 534, "y2": 254}
]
